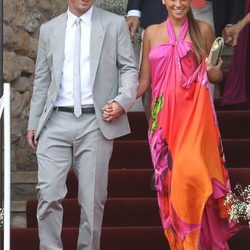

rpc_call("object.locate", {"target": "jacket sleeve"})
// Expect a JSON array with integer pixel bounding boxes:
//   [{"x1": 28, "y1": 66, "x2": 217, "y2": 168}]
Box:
[
  {"x1": 127, "y1": 0, "x2": 144, "y2": 12},
  {"x1": 114, "y1": 18, "x2": 139, "y2": 112},
  {"x1": 226, "y1": 0, "x2": 245, "y2": 24},
  {"x1": 28, "y1": 24, "x2": 51, "y2": 131}
]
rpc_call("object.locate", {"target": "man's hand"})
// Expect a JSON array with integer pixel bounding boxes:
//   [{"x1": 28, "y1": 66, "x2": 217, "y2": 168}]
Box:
[
  {"x1": 102, "y1": 100, "x2": 125, "y2": 122},
  {"x1": 126, "y1": 16, "x2": 139, "y2": 38},
  {"x1": 26, "y1": 130, "x2": 38, "y2": 150}
]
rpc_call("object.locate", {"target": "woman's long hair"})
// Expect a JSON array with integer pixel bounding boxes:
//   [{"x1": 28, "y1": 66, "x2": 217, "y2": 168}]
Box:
[{"x1": 188, "y1": 9, "x2": 206, "y2": 63}]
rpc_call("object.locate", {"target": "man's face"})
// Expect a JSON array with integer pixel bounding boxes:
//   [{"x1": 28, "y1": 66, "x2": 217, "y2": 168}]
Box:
[{"x1": 68, "y1": 0, "x2": 95, "y2": 16}]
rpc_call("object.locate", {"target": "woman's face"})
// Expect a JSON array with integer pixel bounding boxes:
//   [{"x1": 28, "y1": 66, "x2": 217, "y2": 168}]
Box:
[{"x1": 162, "y1": 0, "x2": 191, "y2": 21}]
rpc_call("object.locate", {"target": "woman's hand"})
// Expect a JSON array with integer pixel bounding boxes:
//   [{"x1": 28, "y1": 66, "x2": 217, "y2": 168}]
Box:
[{"x1": 205, "y1": 58, "x2": 223, "y2": 84}]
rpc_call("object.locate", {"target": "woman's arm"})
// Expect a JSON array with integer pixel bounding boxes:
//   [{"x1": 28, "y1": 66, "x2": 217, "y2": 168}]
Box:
[
  {"x1": 136, "y1": 28, "x2": 152, "y2": 98},
  {"x1": 240, "y1": 12, "x2": 250, "y2": 29},
  {"x1": 224, "y1": 12, "x2": 250, "y2": 47},
  {"x1": 200, "y1": 22, "x2": 223, "y2": 84}
]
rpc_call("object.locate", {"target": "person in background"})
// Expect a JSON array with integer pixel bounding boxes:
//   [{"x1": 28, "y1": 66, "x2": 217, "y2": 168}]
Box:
[
  {"x1": 222, "y1": 0, "x2": 250, "y2": 108},
  {"x1": 126, "y1": 0, "x2": 167, "y2": 39},
  {"x1": 26, "y1": 0, "x2": 138, "y2": 249},
  {"x1": 213, "y1": 0, "x2": 245, "y2": 37},
  {"x1": 224, "y1": 11, "x2": 250, "y2": 47},
  {"x1": 136, "y1": 0, "x2": 238, "y2": 249}
]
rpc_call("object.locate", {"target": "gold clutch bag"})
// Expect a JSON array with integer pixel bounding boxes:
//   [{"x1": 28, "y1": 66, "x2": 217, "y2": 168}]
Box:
[{"x1": 208, "y1": 37, "x2": 224, "y2": 66}]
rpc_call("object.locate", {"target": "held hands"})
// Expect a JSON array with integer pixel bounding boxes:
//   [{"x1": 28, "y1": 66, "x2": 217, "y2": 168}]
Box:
[
  {"x1": 26, "y1": 130, "x2": 38, "y2": 150},
  {"x1": 223, "y1": 24, "x2": 241, "y2": 47},
  {"x1": 102, "y1": 100, "x2": 125, "y2": 122},
  {"x1": 223, "y1": 13, "x2": 250, "y2": 47},
  {"x1": 126, "y1": 16, "x2": 139, "y2": 38}
]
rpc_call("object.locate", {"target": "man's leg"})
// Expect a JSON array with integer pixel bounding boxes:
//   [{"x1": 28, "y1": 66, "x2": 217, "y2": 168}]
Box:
[
  {"x1": 36, "y1": 111, "x2": 73, "y2": 250},
  {"x1": 73, "y1": 114, "x2": 113, "y2": 250}
]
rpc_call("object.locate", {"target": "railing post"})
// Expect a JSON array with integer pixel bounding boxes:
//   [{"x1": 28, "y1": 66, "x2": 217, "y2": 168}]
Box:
[
  {"x1": 3, "y1": 83, "x2": 11, "y2": 250},
  {"x1": 0, "y1": 0, "x2": 4, "y2": 248}
]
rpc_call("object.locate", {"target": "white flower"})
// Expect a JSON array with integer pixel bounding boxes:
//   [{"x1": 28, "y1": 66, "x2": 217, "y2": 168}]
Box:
[
  {"x1": 225, "y1": 184, "x2": 250, "y2": 228},
  {"x1": 0, "y1": 208, "x2": 3, "y2": 226}
]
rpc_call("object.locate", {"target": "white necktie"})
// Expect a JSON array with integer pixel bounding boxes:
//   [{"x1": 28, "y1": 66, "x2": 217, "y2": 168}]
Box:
[{"x1": 73, "y1": 18, "x2": 82, "y2": 118}]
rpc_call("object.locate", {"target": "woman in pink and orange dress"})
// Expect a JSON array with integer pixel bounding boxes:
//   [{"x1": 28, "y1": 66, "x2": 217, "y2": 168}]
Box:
[{"x1": 137, "y1": 0, "x2": 238, "y2": 249}]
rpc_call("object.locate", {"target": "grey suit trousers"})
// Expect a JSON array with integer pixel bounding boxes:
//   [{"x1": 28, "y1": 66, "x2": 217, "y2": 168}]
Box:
[{"x1": 36, "y1": 110, "x2": 113, "y2": 250}]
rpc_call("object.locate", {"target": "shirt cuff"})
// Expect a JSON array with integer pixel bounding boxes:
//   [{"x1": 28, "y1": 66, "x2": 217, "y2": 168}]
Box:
[{"x1": 127, "y1": 10, "x2": 141, "y2": 18}]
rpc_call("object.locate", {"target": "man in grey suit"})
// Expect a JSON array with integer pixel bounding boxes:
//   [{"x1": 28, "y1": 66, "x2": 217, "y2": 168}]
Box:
[{"x1": 26, "y1": 0, "x2": 138, "y2": 249}]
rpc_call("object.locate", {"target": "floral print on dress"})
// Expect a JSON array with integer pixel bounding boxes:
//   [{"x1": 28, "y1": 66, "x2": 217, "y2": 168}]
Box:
[{"x1": 150, "y1": 94, "x2": 164, "y2": 134}]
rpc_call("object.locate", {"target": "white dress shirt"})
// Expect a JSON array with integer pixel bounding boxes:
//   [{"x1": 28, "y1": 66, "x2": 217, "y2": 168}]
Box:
[
  {"x1": 55, "y1": 6, "x2": 93, "y2": 107},
  {"x1": 127, "y1": 10, "x2": 141, "y2": 18}
]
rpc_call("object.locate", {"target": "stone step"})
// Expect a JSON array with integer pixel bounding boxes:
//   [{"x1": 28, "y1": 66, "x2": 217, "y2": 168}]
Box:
[
  {"x1": 12, "y1": 171, "x2": 37, "y2": 183},
  {"x1": 11, "y1": 167, "x2": 250, "y2": 228},
  {"x1": 11, "y1": 201, "x2": 26, "y2": 228},
  {"x1": 11, "y1": 172, "x2": 37, "y2": 202},
  {"x1": 10, "y1": 226, "x2": 250, "y2": 250}
]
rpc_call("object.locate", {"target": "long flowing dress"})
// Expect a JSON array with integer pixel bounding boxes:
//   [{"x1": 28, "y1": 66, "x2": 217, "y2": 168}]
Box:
[
  {"x1": 221, "y1": 0, "x2": 250, "y2": 108},
  {"x1": 148, "y1": 18, "x2": 238, "y2": 249}
]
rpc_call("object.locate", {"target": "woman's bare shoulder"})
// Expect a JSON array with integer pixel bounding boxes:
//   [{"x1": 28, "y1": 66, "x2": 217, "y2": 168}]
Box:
[
  {"x1": 144, "y1": 22, "x2": 165, "y2": 37},
  {"x1": 197, "y1": 20, "x2": 216, "y2": 53},
  {"x1": 198, "y1": 20, "x2": 215, "y2": 38}
]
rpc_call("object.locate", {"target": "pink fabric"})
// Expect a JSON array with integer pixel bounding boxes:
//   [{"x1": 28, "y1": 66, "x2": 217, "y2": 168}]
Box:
[{"x1": 200, "y1": 180, "x2": 240, "y2": 250}]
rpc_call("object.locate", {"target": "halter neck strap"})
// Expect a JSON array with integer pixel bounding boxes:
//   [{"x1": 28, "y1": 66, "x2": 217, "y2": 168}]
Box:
[{"x1": 166, "y1": 18, "x2": 189, "y2": 43}]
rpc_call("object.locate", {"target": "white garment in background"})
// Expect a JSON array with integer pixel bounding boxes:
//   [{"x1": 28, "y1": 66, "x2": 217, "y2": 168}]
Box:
[{"x1": 192, "y1": 2, "x2": 214, "y2": 29}]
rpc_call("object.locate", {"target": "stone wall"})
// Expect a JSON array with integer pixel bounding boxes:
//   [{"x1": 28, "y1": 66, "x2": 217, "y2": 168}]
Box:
[{"x1": 3, "y1": 0, "x2": 128, "y2": 227}]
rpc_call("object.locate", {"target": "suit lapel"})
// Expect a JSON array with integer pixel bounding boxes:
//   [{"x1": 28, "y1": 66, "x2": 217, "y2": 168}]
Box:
[
  {"x1": 90, "y1": 7, "x2": 105, "y2": 87},
  {"x1": 51, "y1": 12, "x2": 67, "y2": 89},
  {"x1": 50, "y1": 8, "x2": 105, "y2": 89}
]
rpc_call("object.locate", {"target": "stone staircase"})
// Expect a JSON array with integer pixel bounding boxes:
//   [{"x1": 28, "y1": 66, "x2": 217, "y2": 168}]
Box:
[{"x1": 11, "y1": 171, "x2": 37, "y2": 228}]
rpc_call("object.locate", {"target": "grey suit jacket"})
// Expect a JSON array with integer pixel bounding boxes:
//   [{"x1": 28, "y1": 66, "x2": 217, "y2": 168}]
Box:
[{"x1": 28, "y1": 6, "x2": 138, "y2": 140}]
